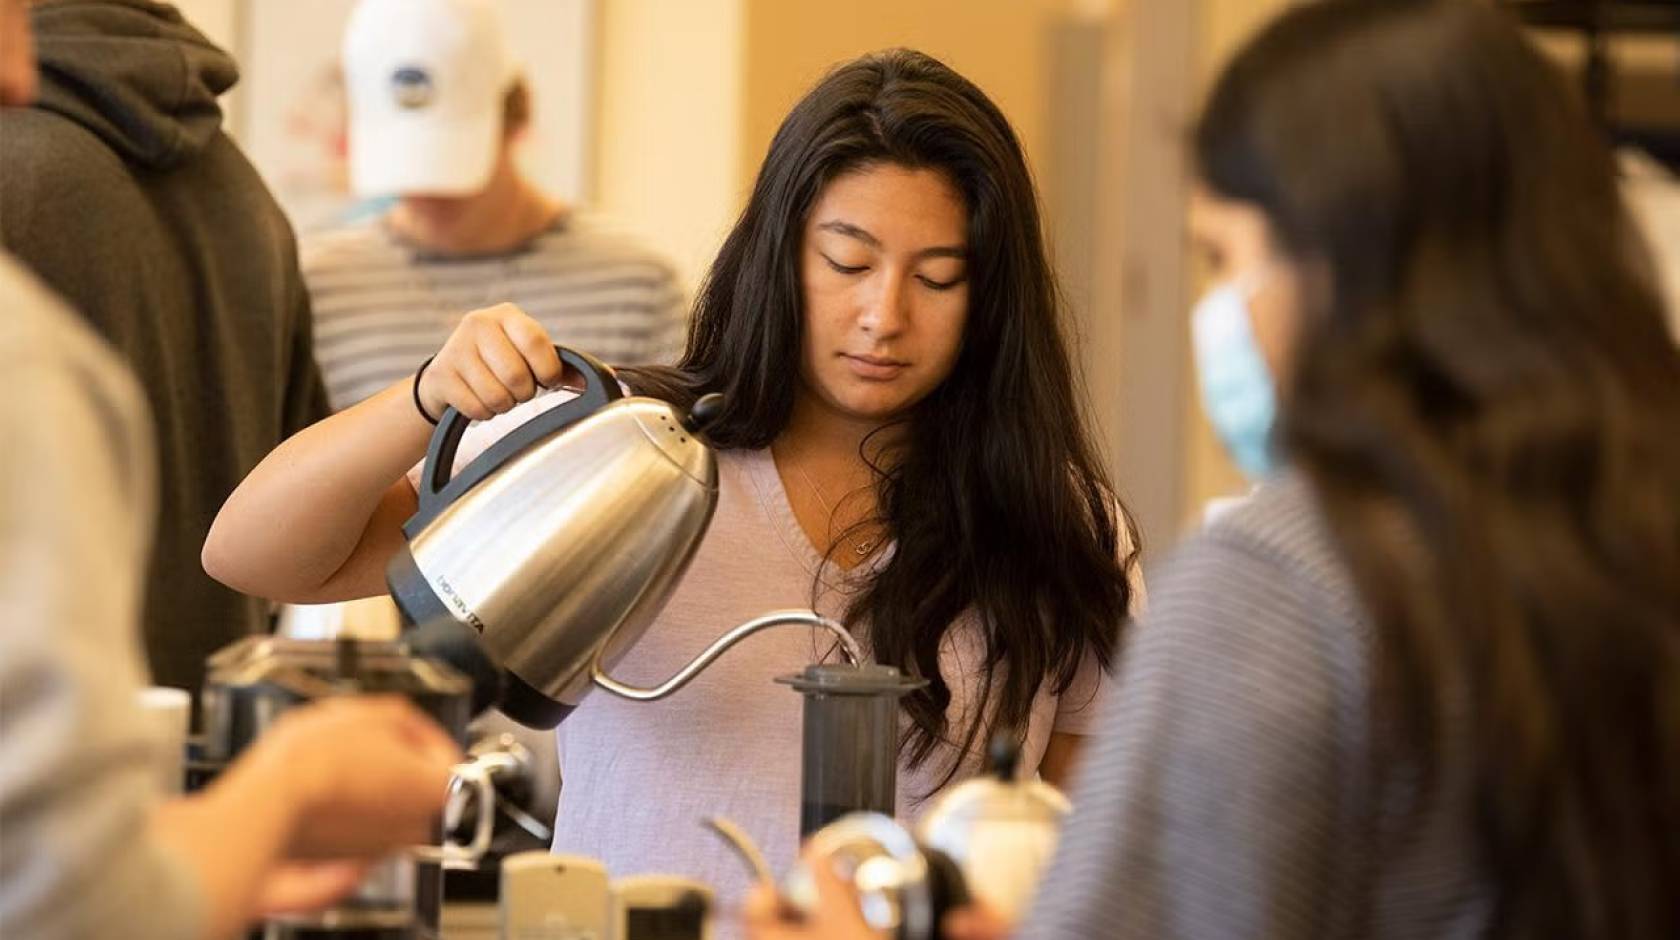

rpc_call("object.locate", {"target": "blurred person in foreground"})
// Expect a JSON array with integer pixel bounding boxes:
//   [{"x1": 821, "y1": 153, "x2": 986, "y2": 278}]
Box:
[
  {"x1": 0, "y1": 3, "x2": 460, "y2": 938},
  {"x1": 749, "y1": 3, "x2": 1680, "y2": 938}
]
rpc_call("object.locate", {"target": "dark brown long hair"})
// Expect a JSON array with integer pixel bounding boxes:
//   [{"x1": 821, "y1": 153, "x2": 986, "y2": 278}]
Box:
[
  {"x1": 1195, "y1": 2, "x2": 1680, "y2": 935},
  {"x1": 623, "y1": 49, "x2": 1136, "y2": 785}
]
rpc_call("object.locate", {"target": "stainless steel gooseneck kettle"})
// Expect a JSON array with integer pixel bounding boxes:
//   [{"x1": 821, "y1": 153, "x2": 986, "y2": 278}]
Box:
[{"x1": 387, "y1": 347, "x2": 861, "y2": 729}]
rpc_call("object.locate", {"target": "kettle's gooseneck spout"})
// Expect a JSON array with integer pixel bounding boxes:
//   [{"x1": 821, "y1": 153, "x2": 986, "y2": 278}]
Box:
[{"x1": 590, "y1": 609, "x2": 864, "y2": 702}]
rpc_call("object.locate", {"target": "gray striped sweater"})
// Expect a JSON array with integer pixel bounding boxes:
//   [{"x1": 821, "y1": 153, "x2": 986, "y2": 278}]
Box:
[
  {"x1": 300, "y1": 213, "x2": 687, "y2": 410},
  {"x1": 1021, "y1": 473, "x2": 1491, "y2": 939}
]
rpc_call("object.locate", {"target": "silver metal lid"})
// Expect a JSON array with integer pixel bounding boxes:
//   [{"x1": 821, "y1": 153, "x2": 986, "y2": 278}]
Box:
[
  {"x1": 776, "y1": 663, "x2": 928, "y2": 696},
  {"x1": 628, "y1": 398, "x2": 719, "y2": 488}
]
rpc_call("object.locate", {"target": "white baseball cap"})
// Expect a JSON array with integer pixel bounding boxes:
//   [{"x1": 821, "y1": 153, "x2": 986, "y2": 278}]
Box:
[{"x1": 342, "y1": 0, "x2": 518, "y2": 198}]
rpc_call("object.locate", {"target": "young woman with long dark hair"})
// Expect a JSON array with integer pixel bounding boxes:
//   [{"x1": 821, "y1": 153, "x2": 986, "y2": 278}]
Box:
[
  {"x1": 752, "y1": 3, "x2": 1680, "y2": 939},
  {"x1": 205, "y1": 49, "x2": 1140, "y2": 920}
]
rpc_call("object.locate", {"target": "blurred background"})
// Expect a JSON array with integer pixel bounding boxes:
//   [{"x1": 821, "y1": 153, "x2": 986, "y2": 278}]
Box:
[{"x1": 168, "y1": 0, "x2": 1680, "y2": 555}]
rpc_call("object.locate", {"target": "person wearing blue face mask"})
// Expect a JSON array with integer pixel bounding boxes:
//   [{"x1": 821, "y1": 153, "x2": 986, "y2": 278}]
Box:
[
  {"x1": 1018, "y1": 2, "x2": 1680, "y2": 937},
  {"x1": 1190, "y1": 269, "x2": 1283, "y2": 482},
  {"x1": 748, "y1": 3, "x2": 1680, "y2": 939}
]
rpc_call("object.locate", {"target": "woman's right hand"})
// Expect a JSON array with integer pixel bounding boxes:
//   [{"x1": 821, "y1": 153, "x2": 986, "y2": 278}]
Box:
[
  {"x1": 203, "y1": 302, "x2": 584, "y2": 604},
  {"x1": 417, "y1": 303, "x2": 568, "y2": 422}
]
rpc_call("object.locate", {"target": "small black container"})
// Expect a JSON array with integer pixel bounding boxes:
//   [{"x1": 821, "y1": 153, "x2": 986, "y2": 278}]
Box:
[{"x1": 776, "y1": 663, "x2": 926, "y2": 838}]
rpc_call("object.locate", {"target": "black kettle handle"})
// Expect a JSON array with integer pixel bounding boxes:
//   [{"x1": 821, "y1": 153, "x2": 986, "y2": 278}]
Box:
[{"x1": 408, "y1": 346, "x2": 622, "y2": 534}]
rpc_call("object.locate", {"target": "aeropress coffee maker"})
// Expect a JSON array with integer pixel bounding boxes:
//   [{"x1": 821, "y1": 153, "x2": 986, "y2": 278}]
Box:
[{"x1": 779, "y1": 664, "x2": 925, "y2": 837}]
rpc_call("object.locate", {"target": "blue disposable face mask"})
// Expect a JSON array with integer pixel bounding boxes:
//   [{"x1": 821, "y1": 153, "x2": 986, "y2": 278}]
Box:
[{"x1": 1191, "y1": 276, "x2": 1280, "y2": 481}]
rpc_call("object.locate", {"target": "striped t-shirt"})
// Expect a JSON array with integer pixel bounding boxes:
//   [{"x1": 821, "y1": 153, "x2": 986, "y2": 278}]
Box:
[
  {"x1": 300, "y1": 214, "x2": 687, "y2": 410},
  {"x1": 1021, "y1": 473, "x2": 1491, "y2": 939}
]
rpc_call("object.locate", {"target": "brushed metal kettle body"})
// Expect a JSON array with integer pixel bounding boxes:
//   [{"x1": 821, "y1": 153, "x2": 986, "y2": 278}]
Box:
[
  {"x1": 387, "y1": 348, "x2": 861, "y2": 729},
  {"x1": 388, "y1": 348, "x2": 720, "y2": 727}
]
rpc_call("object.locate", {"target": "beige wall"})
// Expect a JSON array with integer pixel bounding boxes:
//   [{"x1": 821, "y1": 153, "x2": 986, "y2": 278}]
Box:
[
  {"x1": 591, "y1": 0, "x2": 746, "y2": 288},
  {"x1": 739, "y1": 0, "x2": 1073, "y2": 195},
  {"x1": 590, "y1": 0, "x2": 1081, "y2": 292}
]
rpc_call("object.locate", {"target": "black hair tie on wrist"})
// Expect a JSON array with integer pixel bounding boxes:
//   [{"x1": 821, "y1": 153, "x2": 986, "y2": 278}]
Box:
[{"x1": 413, "y1": 355, "x2": 440, "y2": 426}]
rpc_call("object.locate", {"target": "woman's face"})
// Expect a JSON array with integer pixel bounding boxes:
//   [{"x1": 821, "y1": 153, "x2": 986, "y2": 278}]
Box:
[
  {"x1": 1188, "y1": 186, "x2": 1306, "y2": 383},
  {"x1": 797, "y1": 163, "x2": 970, "y2": 425}
]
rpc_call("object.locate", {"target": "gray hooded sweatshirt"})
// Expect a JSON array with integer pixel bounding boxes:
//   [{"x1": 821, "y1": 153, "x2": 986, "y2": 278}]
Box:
[{"x1": 0, "y1": 0, "x2": 329, "y2": 696}]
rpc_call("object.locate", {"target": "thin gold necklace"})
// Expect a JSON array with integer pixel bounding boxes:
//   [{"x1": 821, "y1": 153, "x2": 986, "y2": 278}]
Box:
[{"x1": 793, "y1": 462, "x2": 879, "y2": 558}]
